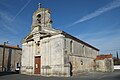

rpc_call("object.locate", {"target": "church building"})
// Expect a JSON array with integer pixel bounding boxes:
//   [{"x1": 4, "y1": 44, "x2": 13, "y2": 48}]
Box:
[{"x1": 21, "y1": 4, "x2": 100, "y2": 76}]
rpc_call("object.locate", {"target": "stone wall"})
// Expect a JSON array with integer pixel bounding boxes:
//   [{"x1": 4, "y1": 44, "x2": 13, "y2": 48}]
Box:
[
  {"x1": 21, "y1": 34, "x2": 69, "y2": 76},
  {"x1": 0, "y1": 46, "x2": 22, "y2": 71},
  {"x1": 63, "y1": 37, "x2": 99, "y2": 76},
  {"x1": 96, "y1": 58, "x2": 114, "y2": 72},
  {"x1": 40, "y1": 34, "x2": 66, "y2": 76},
  {"x1": 0, "y1": 48, "x2": 3, "y2": 70},
  {"x1": 21, "y1": 42, "x2": 34, "y2": 74}
]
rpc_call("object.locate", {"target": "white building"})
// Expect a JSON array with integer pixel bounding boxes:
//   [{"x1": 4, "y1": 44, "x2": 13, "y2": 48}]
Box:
[{"x1": 21, "y1": 4, "x2": 100, "y2": 76}]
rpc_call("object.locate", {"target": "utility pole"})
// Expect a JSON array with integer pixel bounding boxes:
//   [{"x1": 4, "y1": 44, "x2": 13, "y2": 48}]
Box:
[
  {"x1": 2, "y1": 41, "x2": 8, "y2": 71},
  {"x1": 116, "y1": 51, "x2": 119, "y2": 60}
]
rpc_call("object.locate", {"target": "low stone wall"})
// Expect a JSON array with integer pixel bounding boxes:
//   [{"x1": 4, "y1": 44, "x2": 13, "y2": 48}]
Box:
[{"x1": 114, "y1": 65, "x2": 120, "y2": 70}]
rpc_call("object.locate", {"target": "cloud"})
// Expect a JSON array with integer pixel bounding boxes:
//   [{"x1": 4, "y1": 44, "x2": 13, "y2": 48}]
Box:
[
  {"x1": 2, "y1": 23, "x2": 17, "y2": 34},
  {"x1": 0, "y1": 0, "x2": 31, "y2": 45},
  {"x1": 0, "y1": 11, "x2": 12, "y2": 21},
  {"x1": 0, "y1": 38, "x2": 9, "y2": 43},
  {"x1": 0, "y1": 37, "x2": 21, "y2": 46},
  {"x1": 0, "y1": 11, "x2": 17, "y2": 34},
  {"x1": 11, "y1": 0, "x2": 31, "y2": 22},
  {"x1": 76, "y1": 29, "x2": 120, "y2": 55},
  {"x1": 67, "y1": 0, "x2": 120, "y2": 27},
  {"x1": 0, "y1": 0, "x2": 31, "y2": 33}
]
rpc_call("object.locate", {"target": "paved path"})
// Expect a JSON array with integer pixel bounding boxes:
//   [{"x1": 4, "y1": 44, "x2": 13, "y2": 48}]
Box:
[{"x1": 0, "y1": 71, "x2": 120, "y2": 80}]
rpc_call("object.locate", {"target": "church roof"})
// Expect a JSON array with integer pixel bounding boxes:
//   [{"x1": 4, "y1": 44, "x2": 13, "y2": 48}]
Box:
[
  {"x1": 0, "y1": 44, "x2": 22, "y2": 50},
  {"x1": 95, "y1": 54, "x2": 112, "y2": 60},
  {"x1": 61, "y1": 31, "x2": 99, "y2": 51}
]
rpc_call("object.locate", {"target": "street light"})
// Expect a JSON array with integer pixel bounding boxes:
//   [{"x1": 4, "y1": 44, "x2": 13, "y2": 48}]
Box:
[{"x1": 2, "y1": 41, "x2": 9, "y2": 71}]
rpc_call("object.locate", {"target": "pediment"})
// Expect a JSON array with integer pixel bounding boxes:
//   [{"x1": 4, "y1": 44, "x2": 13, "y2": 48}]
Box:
[
  {"x1": 26, "y1": 34, "x2": 33, "y2": 40},
  {"x1": 22, "y1": 33, "x2": 34, "y2": 43}
]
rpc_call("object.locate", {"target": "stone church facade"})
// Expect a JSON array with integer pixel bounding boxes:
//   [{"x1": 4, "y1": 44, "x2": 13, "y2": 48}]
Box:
[{"x1": 21, "y1": 4, "x2": 100, "y2": 76}]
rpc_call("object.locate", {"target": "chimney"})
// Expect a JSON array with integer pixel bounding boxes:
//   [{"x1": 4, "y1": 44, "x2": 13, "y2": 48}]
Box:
[{"x1": 17, "y1": 45, "x2": 19, "y2": 48}]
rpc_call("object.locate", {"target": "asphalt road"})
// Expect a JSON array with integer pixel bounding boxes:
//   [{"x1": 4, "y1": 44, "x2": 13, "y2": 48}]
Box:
[{"x1": 0, "y1": 71, "x2": 120, "y2": 80}]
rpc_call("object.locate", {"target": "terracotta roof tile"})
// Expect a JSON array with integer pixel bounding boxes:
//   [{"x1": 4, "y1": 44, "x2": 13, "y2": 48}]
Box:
[
  {"x1": 95, "y1": 54, "x2": 112, "y2": 60},
  {"x1": 0, "y1": 44, "x2": 22, "y2": 50}
]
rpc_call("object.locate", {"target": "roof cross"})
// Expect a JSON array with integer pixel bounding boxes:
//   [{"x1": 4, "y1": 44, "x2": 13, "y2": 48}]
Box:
[{"x1": 38, "y1": 3, "x2": 41, "y2": 8}]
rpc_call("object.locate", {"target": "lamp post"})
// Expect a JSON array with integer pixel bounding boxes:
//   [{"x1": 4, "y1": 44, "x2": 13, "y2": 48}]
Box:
[{"x1": 2, "y1": 41, "x2": 8, "y2": 71}]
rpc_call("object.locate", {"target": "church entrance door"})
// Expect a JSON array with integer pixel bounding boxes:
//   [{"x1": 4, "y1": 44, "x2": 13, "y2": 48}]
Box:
[{"x1": 34, "y1": 56, "x2": 41, "y2": 74}]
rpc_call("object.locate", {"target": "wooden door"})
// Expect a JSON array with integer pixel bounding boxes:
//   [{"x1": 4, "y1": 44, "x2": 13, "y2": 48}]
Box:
[{"x1": 34, "y1": 56, "x2": 41, "y2": 74}]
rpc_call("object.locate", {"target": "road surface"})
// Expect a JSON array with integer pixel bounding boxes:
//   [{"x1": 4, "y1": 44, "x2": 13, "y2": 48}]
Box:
[{"x1": 0, "y1": 71, "x2": 120, "y2": 80}]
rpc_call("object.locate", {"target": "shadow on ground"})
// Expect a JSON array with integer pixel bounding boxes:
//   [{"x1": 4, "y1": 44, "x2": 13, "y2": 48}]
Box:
[{"x1": 0, "y1": 71, "x2": 19, "y2": 76}]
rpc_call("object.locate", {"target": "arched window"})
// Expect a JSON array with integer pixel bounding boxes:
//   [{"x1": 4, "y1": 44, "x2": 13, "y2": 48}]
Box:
[
  {"x1": 64, "y1": 39, "x2": 66, "y2": 49},
  {"x1": 70, "y1": 41, "x2": 73, "y2": 53},
  {"x1": 37, "y1": 14, "x2": 41, "y2": 18}
]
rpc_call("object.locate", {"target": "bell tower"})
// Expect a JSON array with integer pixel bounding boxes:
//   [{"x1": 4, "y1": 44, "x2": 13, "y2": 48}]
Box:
[{"x1": 31, "y1": 3, "x2": 53, "y2": 32}]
